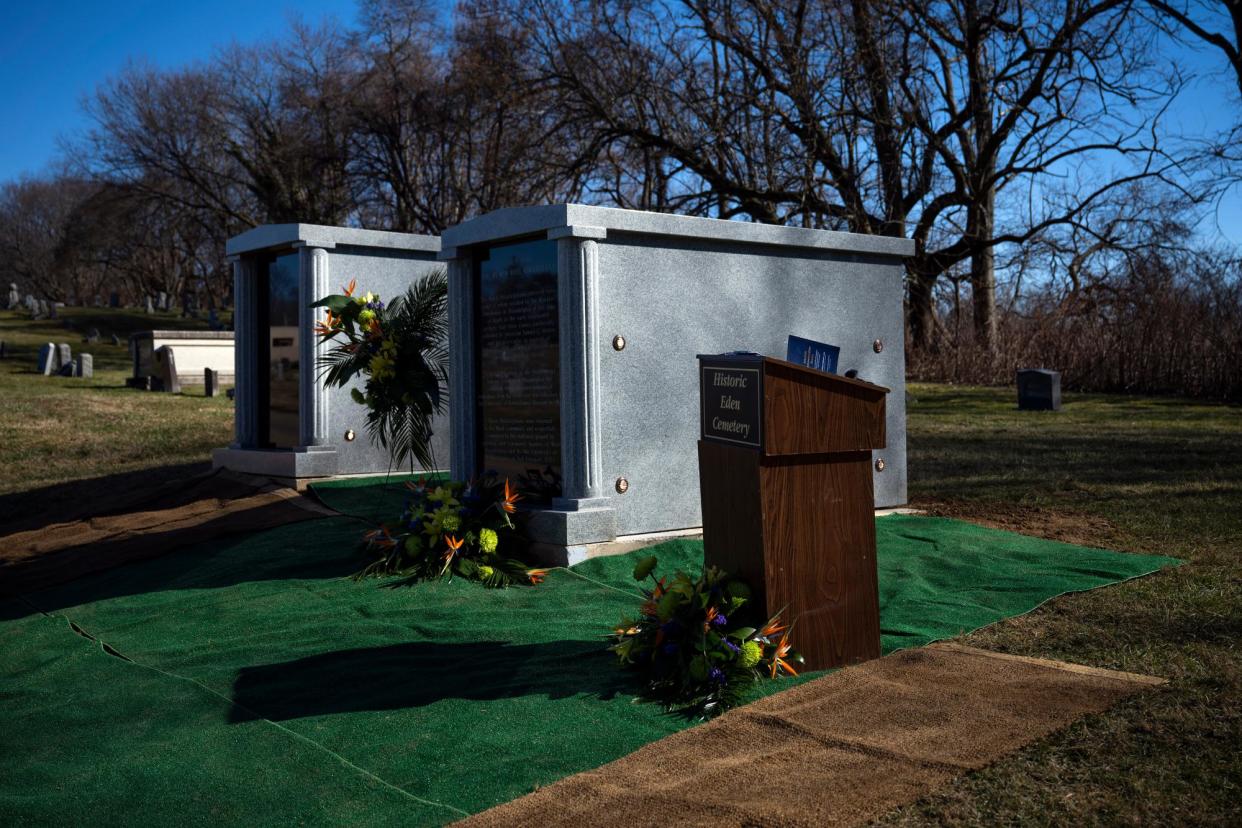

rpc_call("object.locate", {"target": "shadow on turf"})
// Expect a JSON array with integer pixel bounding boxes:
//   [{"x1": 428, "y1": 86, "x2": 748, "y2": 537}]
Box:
[
  {"x1": 229, "y1": 640, "x2": 632, "y2": 720},
  {"x1": 0, "y1": 461, "x2": 213, "y2": 532}
]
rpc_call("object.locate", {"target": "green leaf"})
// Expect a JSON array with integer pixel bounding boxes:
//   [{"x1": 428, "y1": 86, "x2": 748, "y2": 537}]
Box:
[
  {"x1": 689, "y1": 657, "x2": 709, "y2": 681},
  {"x1": 310, "y1": 294, "x2": 354, "y2": 313},
  {"x1": 632, "y1": 555, "x2": 658, "y2": 581},
  {"x1": 729, "y1": 627, "x2": 757, "y2": 641}
]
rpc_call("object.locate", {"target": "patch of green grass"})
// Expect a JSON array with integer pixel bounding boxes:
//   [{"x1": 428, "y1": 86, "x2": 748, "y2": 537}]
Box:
[
  {"x1": 0, "y1": 309, "x2": 234, "y2": 499},
  {"x1": 880, "y1": 383, "x2": 1242, "y2": 825}
]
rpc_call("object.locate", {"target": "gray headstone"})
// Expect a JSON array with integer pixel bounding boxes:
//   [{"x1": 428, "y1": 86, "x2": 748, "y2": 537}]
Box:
[
  {"x1": 1017, "y1": 368, "x2": 1062, "y2": 411},
  {"x1": 111, "y1": 333, "x2": 122, "y2": 347},
  {"x1": 145, "y1": 296, "x2": 154, "y2": 314},
  {"x1": 85, "y1": 327, "x2": 101, "y2": 343},
  {"x1": 75, "y1": 353, "x2": 93, "y2": 379},
  {"x1": 154, "y1": 345, "x2": 180, "y2": 393},
  {"x1": 157, "y1": 291, "x2": 168, "y2": 311},
  {"x1": 5, "y1": 283, "x2": 17, "y2": 309},
  {"x1": 55, "y1": 343, "x2": 72, "y2": 370},
  {"x1": 37, "y1": 343, "x2": 56, "y2": 375},
  {"x1": 204, "y1": 367, "x2": 219, "y2": 398}
]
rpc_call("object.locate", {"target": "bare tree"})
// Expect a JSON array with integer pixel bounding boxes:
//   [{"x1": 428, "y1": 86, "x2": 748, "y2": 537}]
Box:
[
  {"x1": 1145, "y1": 0, "x2": 1242, "y2": 94},
  {"x1": 0, "y1": 176, "x2": 101, "y2": 302},
  {"x1": 349, "y1": 0, "x2": 593, "y2": 233},
  {"x1": 516, "y1": 0, "x2": 1193, "y2": 350}
]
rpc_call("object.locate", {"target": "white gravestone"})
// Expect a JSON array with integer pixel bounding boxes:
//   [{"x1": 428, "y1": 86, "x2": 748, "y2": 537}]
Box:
[{"x1": 37, "y1": 343, "x2": 56, "y2": 375}]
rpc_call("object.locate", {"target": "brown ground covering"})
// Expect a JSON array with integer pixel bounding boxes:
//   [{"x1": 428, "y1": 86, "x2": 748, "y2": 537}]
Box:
[
  {"x1": 0, "y1": 469, "x2": 335, "y2": 597},
  {"x1": 457, "y1": 643, "x2": 1164, "y2": 828}
]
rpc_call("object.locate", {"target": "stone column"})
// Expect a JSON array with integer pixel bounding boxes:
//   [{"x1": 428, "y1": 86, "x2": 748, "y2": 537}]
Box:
[
  {"x1": 443, "y1": 247, "x2": 477, "y2": 480},
  {"x1": 231, "y1": 256, "x2": 258, "y2": 448},
  {"x1": 298, "y1": 245, "x2": 331, "y2": 447},
  {"x1": 551, "y1": 226, "x2": 609, "y2": 509}
]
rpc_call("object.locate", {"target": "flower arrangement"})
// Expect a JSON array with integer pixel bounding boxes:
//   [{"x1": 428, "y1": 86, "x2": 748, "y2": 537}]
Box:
[
  {"x1": 313, "y1": 272, "x2": 447, "y2": 471},
  {"x1": 356, "y1": 476, "x2": 548, "y2": 588},
  {"x1": 609, "y1": 555, "x2": 802, "y2": 717}
]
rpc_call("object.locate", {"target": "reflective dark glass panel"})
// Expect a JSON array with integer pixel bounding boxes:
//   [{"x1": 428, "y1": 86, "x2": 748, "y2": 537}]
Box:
[
  {"x1": 475, "y1": 238, "x2": 562, "y2": 499},
  {"x1": 265, "y1": 252, "x2": 300, "y2": 448}
]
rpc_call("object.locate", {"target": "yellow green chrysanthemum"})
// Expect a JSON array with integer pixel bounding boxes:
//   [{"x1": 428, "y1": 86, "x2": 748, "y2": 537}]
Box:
[
  {"x1": 369, "y1": 354, "x2": 395, "y2": 380},
  {"x1": 738, "y1": 640, "x2": 763, "y2": 669},
  {"x1": 478, "y1": 528, "x2": 498, "y2": 554}
]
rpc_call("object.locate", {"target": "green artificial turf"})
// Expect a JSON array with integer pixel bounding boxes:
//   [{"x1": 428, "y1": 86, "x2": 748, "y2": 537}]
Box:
[{"x1": 1, "y1": 505, "x2": 1179, "y2": 827}]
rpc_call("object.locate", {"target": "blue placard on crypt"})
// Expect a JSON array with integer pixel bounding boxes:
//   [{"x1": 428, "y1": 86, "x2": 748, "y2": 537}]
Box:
[{"x1": 786, "y1": 335, "x2": 840, "y2": 374}]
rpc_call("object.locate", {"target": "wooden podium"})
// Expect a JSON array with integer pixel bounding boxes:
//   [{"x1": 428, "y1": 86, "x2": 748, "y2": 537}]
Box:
[{"x1": 697, "y1": 353, "x2": 888, "y2": 671}]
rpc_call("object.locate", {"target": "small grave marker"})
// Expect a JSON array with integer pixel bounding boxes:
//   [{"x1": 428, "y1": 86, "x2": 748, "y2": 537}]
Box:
[
  {"x1": 37, "y1": 343, "x2": 56, "y2": 375},
  {"x1": 75, "y1": 353, "x2": 93, "y2": 379},
  {"x1": 155, "y1": 345, "x2": 180, "y2": 393},
  {"x1": 1017, "y1": 369, "x2": 1062, "y2": 411},
  {"x1": 204, "y1": 367, "x2": 219, "y2": 397}
]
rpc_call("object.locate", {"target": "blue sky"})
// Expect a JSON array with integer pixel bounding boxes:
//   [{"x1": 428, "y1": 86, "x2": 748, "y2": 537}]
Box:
[
  {"x1": 0, "y1": 0, "x2": 359, "y2": 175},
  {"x1": 0, "y1": 0, "x2": 1238, "y2": 246}
]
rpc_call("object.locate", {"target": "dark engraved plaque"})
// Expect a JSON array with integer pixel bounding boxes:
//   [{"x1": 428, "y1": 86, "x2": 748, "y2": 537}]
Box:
[
  {"x1": 700, "y1": 357, "x2": 762, "y2": 449},
  {"x1": 475, "y1": 238, "x2": 562, "y2": 495},
  {"x1": 261, "y1": 250, "x2": 300, "y2": 449}
]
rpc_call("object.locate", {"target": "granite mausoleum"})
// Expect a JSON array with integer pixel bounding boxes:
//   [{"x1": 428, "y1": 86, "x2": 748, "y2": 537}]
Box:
[
  {"x1": 212, "y1": 223, "x2": 447, "y2": 480},
  {"x1": 439, "y1": 204, "x2": 914, "y2": 557}
]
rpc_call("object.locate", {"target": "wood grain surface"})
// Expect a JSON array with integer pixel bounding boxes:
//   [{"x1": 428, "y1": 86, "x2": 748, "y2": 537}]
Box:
[{"x1": 700, "y1": 356, "x2": 887, "y2": 671}]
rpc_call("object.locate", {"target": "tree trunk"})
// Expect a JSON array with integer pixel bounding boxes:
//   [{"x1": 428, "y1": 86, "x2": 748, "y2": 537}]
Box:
[
  {"x1": 969, "y1": 183, "x2": 997, "y2": 350},
  {"x1": 907, "y1": 268, "x2": 939, "y2": 351}
]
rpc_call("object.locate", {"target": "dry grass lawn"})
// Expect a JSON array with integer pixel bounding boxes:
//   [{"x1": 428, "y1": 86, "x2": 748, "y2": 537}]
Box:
[
  {"x1": 881, "y1": 384, "x2": 1242, "y2": 825},
  {"x1": 0, "y1": 308, "x2": 234, "y2": 513}
]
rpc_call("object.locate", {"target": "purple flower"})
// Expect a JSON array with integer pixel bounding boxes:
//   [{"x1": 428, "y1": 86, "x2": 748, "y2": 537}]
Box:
[
  {"x1": 709, "y1": 667, "x2": 726, "y2": 684},
  {"x1": 722, "y1": 639, "x2": 740, "y2": 653},
  {"x1": 711, "y1": 612, "x2": 728, "y2": 627}
]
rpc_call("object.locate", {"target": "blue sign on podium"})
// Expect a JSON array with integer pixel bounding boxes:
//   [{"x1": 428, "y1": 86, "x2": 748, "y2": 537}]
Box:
[{"x1": 786, "y1": 335, "x2": 840, "y2": 375}]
